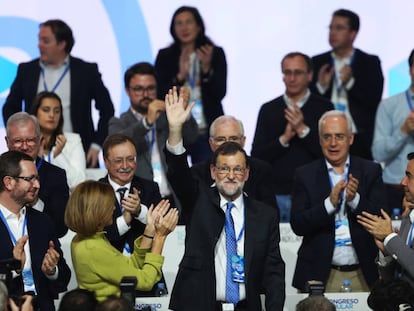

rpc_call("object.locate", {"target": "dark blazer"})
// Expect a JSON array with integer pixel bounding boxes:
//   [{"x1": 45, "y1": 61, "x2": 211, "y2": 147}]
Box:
[
  {"x1": 310, "y1": 49, "x2": 384, "y2": 159},
  {"x1": 108, "y1": 109, "x2": 197, "y2": 211},
  {"x1": 378, "y1": 216, "x2": 414, "y2": 288},
  {"x1": 166, "y1": 150, "x2": 285, "y2": 311},
  {"x1": 191, "y1": 156, "x2": 279, "y2": 218},
  {"x1": 155, "y1": 45, "x2": 227, "y2": 128},
  {"x1": 37, "y1": 158, "x2": 69, "y2": 238},
  {"x1": 251, "y1": 93, "x2": 333, "y2": 194},
  {"x1": 290, "y1": 156, "x2": 385, "y2": 291},
  {"x1": 3, "y1": 56, "x2": 114, "y2": 152},
  {"x1": 100, "y1": 175, "x2": 162, "y2": 252},
  {"x1": 0, "y1": 207, "x2": 71, "y2": 311}
]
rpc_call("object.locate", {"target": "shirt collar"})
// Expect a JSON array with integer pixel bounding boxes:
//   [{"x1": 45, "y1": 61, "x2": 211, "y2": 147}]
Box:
[
  {"x1": 409, "y1": 209, "x2": 414, "y2": 224},
  {"x1": 331, "y1": 48, "x2": 355, "y2": 62},
  {"x1": 219, "y1": 193, "x2": 244, "y2": 212},
  {"x1": 0, "y1": 203, "x2": 26, "y2": 219},
  {"x1": 108, "y1": 176, "x2": 131, "y2": 193},
  {"x1": 39, "y1": 55, "x2": 70, "y2": 70},
  {"x1": 325, "y1": 155, "x2": 350, "y2": 174},
  {"x1": 130, "y1": 107, "x2": 145, "y2": 121},
  {"x1": 283, "y1": 89, "x2": 311, "y2": 109}
]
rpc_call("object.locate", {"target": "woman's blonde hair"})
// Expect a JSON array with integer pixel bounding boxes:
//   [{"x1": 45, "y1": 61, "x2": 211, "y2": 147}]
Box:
[{"x1": 65, "y1": 180, "x2": 115, "y2": 236}]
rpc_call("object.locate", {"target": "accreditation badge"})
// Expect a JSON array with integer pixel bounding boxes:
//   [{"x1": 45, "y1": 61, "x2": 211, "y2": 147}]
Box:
[{"x1": 231, "y1": 254, "x2": 245, "y2": 283}]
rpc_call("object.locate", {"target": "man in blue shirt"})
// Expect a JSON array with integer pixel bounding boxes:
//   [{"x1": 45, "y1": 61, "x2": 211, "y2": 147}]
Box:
[{"x1": 372, "y1": 49, "x2": 414, "y2": 214}]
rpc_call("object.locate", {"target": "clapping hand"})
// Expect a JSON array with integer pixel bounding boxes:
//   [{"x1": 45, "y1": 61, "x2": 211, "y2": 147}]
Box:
[
  {"x1": 122, "y1": 187, "x2": 141, "y2": 216},
  {"x1": 41, "y1": 241, "x2": 60, "y2": 276},
  {"x1": 196, "y1": 44, "x2": 214, "y2": 74},
  {"x1": 13, "y1": 235, "x2": 28, "y2": 271},
  {"x1": 53, "y1": 134, "x2": 67, "y2": 158},
  {"x1": 154, "y1": 208, "x2": 179, "y2": 238}
]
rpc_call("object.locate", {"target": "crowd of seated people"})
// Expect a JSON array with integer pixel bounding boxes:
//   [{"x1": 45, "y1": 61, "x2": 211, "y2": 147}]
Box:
[{"x1": 3, "y1": 4, "x2": 414, "y2": 311}]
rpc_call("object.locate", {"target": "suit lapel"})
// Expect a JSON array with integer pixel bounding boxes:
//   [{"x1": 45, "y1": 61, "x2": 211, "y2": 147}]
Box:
[
  {"x1": 243, "y1": 196, "x2": 256, "y2": 276},
  {"x1": 317, "y1": 160, "x2": 332, "y2": 195}
]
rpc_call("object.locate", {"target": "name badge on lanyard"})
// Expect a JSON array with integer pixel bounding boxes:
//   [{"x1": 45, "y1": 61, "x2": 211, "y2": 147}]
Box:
[
  {"x1": 0, "y1": 209, "x2": 37, "y2": 294},
  {"x1": 335, "y1": 218, "x2": 352, "y2": 247}
]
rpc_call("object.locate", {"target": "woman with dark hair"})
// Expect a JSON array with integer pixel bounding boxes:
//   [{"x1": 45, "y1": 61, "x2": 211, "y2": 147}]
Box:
[
  {"x1": 155, "y1": 6, "x2": 227, "y2": 164},
  {"x1": 31, "y1": 91, "x2": 86, "y2": 189}
]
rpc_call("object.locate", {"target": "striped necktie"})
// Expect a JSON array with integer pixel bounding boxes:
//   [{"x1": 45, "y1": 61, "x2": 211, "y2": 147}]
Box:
[{"x1": 225, "y1": 202, "x2": 239, "y2": 304}]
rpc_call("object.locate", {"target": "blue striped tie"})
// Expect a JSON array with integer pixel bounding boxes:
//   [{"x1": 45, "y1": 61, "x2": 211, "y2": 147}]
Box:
[{"x1": 225, "y1": 202, "x2": 239, "y2": 304}]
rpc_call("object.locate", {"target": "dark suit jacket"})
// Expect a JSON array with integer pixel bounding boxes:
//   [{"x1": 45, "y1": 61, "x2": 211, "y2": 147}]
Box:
[
  {"x1": 191, "y1": 156, "x2": 279, "y2": 219},
  {"x1": 166, "y1": 150, "x2": 285, "y2": 311},
  {"x1": 108, "y1": 109, "x2": 197, "y2": 211},
  {"x1": 378, "y1": 216, "x2": 414, "y2": 288},
  {"x1": 37, "y1": 157, "x2": 69, "y2": 238},
  {"x1": 0, "y1": 207, "x2": 71, "y2": 311},
  {"x1": 3, "y1": 56, "x2": 114, "y2": 151},
  {"x1": 290, "y1": 156, "x2": 385, "y2": 291},
  {"x1": 251, "y1": 93, "x2": 333, "y2": 194},
  {"x1": 100, "y1": 175, "x2": 162, "y2": 252},
  {"x1": 310, "y1": 49, "x2": 384, "y2": 159},
  {"x1": 155, "y1": 45, "x2": 226, "y2": 128}
]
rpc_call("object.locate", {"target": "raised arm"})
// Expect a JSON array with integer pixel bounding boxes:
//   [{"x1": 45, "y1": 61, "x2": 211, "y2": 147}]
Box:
[{"x1": 165, "y1": 87, "x2": 194, "y2": 147}]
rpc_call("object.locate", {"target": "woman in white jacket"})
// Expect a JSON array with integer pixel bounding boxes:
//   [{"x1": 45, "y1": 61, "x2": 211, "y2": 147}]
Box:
[{"x1": 31, "y1": 91, "x2": 86, "y2": 190}]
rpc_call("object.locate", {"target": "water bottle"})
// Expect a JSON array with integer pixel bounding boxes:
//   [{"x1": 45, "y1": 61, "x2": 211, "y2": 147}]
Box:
[
  {"x1": 155, "y1": 282, "x2": 168, "y2": 297},
  {"x1": 340, "y1": 279, "x2": 352, "y2": 292},
  {"x1": 391, "y1": 208, "x2": 402, "y2": 232}
]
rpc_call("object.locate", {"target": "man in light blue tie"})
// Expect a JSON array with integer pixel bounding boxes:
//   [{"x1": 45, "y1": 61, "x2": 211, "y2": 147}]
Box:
[
  {"x1": 164, "y1": 87, "x2": 285, "y2": 311},
  {"x1": 357, "y1": 152, "x2": 414, "y2": 288}
]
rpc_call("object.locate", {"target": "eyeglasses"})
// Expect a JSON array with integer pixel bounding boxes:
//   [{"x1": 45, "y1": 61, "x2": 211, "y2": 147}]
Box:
[
  {"x1": 12, "y1": 175, "x2": 40, "y2": 183},
  {"x1": 329, "y1": 25, "x2": 351, "y2": 32},
  {"x1": 107, "y1": 156, "x2": 137, "y2": 166},
  {"x1": 128, "y1": 85, "x2": 156, "y2": 95},
  {"x1": 321, "y1": 134, "x2": 347, "y2": 142},
  {"x1": 215, "y1": 165, "x2": 246, "y2": 176},
  {"x1": 212, "y1": 136, "x2": 243, "y2": 144},
  {"x1": 282, "y1": 69, "x2": 308, "y2": 77},
  {"x1": 8, "y1": 137, "x2": 39, "y2": 147}
]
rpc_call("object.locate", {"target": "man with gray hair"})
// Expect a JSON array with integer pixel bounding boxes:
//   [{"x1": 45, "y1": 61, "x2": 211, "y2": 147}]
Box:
[
  {"x1": 291, "y1": 110, "x2": 385, "y2": 292},
  {"x1": 191, "y1": 115, "x2": 278, "y2": 214},
  {"x1": 5, "y1": 112, "x2": 69, "y2": 238}
]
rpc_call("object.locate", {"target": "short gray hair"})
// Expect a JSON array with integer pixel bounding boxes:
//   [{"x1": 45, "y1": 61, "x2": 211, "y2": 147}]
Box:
[
  {"x1": 6, "y1": 112, "x2": 41, "y2": 138},
  {"x1": 318, "y1": 110, "x2": 352, "y2": 136},
  {"x1": 209, "y1": 115, "x2": 244, "y2": 137}
]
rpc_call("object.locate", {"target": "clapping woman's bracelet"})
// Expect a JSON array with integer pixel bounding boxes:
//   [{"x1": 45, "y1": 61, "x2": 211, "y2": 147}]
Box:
[{"x1": 143, "y1": 234, "x2": 154, "y2": 240}]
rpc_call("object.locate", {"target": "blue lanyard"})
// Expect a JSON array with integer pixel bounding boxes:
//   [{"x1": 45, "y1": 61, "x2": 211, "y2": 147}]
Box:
[
  {"x1": 406, "y1": 90, "x2": 413, "y2": 111},
  {"x1": 187, "y1": 56, "x2": 197, "y2": 90},
  {"x1": 146, "y1": 127, "x2": 156, "y2": 154},
  {"x1": 36, "y1": 157, "x2": 44, "y2": 170},
  {"x1": 41, "y1": 63, "x2": 70, "y2": 92},
  {"x1": 407, "y1": 221, "x2": 414, "y2": 246},
  {"x1": 0, "y1": 208, "x2": 27, "y2": 245},
  {"x1": 328, "y1": 165, "x2": 349, "y2": 209}
]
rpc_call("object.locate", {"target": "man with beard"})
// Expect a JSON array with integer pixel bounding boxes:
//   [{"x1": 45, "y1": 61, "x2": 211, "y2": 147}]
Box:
[
  {"x1": 109, "y1": 62, "x2": 197, "y2": 211},
  {"x1": 5, "y1": 112, "x2": 69, "y2": 238},
  {"x1": 164, "y1": 88, "x2": 285, "y2": 311},
  {"x1": 0, "y1": 151, "x2": 70, "y2": 311},
  {"x1": 357, "y1": 152, "x2": 414, "y2": 289}
]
